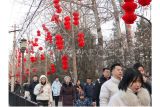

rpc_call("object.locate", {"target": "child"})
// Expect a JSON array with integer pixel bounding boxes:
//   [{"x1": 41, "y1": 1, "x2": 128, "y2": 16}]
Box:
[{"x1": 75, "y1": 87, "x2": 92, "y2": 106}]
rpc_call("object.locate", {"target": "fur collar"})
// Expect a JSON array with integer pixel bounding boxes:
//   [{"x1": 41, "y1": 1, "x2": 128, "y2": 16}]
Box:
[{"x1": 119, "y1": 88, "x2": 151, "y2": 106}]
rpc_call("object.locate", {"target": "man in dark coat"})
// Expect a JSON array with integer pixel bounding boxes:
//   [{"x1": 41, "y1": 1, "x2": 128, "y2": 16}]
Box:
[
  {"x1": 84, "y1": 78, "x2": 94, "y2": 104},
  {"x1": 92, "y1": 68, "x2": 111, "y2": 106},
  {"x1": 29, "y1": 75, "x2": 38, "y2": 102},
  {"x1": 133, "y1": 63, "x2": 152, "y2": 95}
]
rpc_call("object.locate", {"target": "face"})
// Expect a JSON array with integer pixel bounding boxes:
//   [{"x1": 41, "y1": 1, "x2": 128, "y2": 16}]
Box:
[
  {"x1": 77, "y1": 80, "x2": 80, "y2": 85},
  {"x1": 33, "y1": 76, "x2": 38, "y2": 82},
  {"x1": 112, "y1": 66, "x2": 123, "y2": 80},
  {"x1": 87, "y1": 79, "x2": 92, "y2": 84},
  {"x1": 65, "y1": 77, "x2": 71, "y2": 83},
  {"x1": 41, "y1": 77, "x2": 46, "y2": 84},
  {"x1": 138, "y1": 67, "x2": 145, "y2": 75},
  {"x1": 103, "y1": 69, "x2": 110, "y2": 79},
  {"x1": 55, "y1": 78, "x2": 59, "y2": 81},
  {"x1": 129, "y1": 78, "x2": 142, "y2": 93}
]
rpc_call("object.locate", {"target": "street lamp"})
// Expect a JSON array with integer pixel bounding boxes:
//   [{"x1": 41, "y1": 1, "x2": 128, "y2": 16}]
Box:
[{"x1": 20, "y1": 38, "x2": 27, "y2": 87}]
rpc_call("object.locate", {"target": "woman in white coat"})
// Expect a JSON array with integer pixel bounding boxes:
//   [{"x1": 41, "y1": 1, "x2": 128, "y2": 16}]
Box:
[
  {"x1": 34, "y1": 75, "x2": 53, "y2": 106},
  {"x1": 108, "y1": 68, "x2": 151, "y2": 106}
]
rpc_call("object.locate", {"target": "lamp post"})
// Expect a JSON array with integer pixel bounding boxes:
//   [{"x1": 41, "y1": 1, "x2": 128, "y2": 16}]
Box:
[{"x1": 20, "y1": 38, "x2": 27, "y2": 87}]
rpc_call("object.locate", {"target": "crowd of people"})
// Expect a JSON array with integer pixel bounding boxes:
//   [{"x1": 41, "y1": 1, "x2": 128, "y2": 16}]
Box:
[{"x1": 11, "y1": 62, "x2": 151, "y2": 106}]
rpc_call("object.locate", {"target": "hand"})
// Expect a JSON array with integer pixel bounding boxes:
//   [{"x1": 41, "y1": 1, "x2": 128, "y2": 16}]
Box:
[{"x1": 39, "y1": 87, "x2": 44, "y2": 93}]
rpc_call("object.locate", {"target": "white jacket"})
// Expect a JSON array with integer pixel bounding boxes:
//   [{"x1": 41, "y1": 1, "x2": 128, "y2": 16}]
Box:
[
  {"x1": 108, "y1": 88, "x2": 151, "y2": 106},
  {"x1": 99, "y1": 76, "x2": 120, "y2": 106},
  {"x1": 34, "y1": 75, "x2": 53, "y2": 102},
  {"x1": 52, "y1": 80, "x2": 62, "y2": 96}
]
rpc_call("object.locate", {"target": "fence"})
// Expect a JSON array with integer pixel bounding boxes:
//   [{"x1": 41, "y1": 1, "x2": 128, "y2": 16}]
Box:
[{"x1": 9, "y1": 91, "x2": 38, "y2": 106}]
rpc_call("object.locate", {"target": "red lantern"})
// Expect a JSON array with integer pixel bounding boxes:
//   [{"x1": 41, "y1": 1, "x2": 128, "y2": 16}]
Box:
[
  {"x1": 51, "y1": 64, "x2": 56, "y2": 73},
  {"x1": 54, "y1": 3, "x2": 60, "y2": 9},
  {"x1": 56, "y1": 8, "x2": 62, "y2": 13},
  {"x1": 30, "y1": 56, "x2": 37, "y2": 63},
  {"x1": 34, "y1": 38, "x2": 38, "y2": 42},
  {"x1": 122, "y1": 12, "x2": 137, "y2": 24},
  {"x1": 122, "y1": 2, "x2": 137, "y2": 13},
  {"x1": 62, "y1": 55, "x2": 69, "y2": 71},
  {"x1": 40, "y1": 54, "x2": 45, "y2": 60},
  {"x1": 39, "y1": 47, "x2": 43, "y2": 51},
  {"x1": 53, "y1": 0, "x2": 60, "y2": 4},
  {"x1": 23, "y1": 58, "x2": 27, "y2": 63},
  {"x1": 37, "y1": 30, "x2": 41, "y2": 36},
  {"x1": 47, "y1": 71, "x2": 52, "y2": 76},
  {"x1": 77, "y1": 32, "x2": 85, "y2": 48},
  {"x1": 73, "y1": 11, "x2": 79, "y2": 17},
  {"x1": 51, "y1": 14, "x2": 61, "y2": 23},
  {"x1": 55, "y1": 34, "x2": 64, "y2": 50},
  {"x1": 64, "y1": 16, "x2": 71, "y2": 21},
  {"x1": 124, "y1": 0, "x2": 134, "y2": 2},
  {"x1": 73, "y1": 11, "x2": 79, "y2": 26},
  {"x1": 138, "y1": 0, "x2": 151, "y2": 6}
]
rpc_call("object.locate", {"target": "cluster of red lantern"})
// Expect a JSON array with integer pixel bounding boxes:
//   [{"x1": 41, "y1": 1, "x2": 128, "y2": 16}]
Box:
[
  {"x1": 64, "y1": 16, "x2": 71, "y2": 30},
  {"x1": 53, "y1": 0, "x2": 62, "y2": 13},
  {"x1": 73, "y1": 11, "x2": 79, "y2": 26},
  {"x1": 138, "y1": 0, "x2": 151, "y2": 6},
  {"x1": 51, "y1": 64, "x2": 56, "y2": 73},
  {"x1": 37, "y1": 30, "x2": 41, "y2": 36},
  {"x1": 23, "y1": 58, "x2": 27, "y2": 63},
  {"x1": 55, "y1": 34, "x2": 64, "y2": 51},
  {"x1": 40, "y1": 54, "x2": 45, "y2": 60},
  {"x1": 62, "y1": 55, "x2": 68, "y2": 71},
  {"x1": 45, "y1": 32, "x2": 52, "y2": 44},
  {"x1": 77, "y1": 32, "x2": 85, "y2": 48},
  {"x1": 51, "y1": 14, "x2": 61, "y2": 23},
  {"x1": 122, "y1": 0, "x2": 137, "y2": 24},
  {"x1": 30, "y1": 56, "x2": 37, "y2": 63}
]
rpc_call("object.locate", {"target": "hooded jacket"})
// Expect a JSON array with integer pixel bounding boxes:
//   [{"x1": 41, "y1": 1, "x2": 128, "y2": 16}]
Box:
[
  {"x1": 108, "y1": 88, "x2": 151, "y2": 106},
  {"x1": 52, "y1": 80, "x2": 62, "y2": 96},
  {"x1": 34, "y1": 75, "x2": 53, "y2": 102}
]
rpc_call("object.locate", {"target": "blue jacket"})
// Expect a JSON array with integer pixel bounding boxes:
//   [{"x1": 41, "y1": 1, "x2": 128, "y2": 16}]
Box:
[{"x1": 84, "y1": 83, "x2": 94, "y2": 98}]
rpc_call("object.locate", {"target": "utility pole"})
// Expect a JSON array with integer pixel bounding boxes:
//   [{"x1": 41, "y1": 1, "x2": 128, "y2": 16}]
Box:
[{"x1": 9, "y1": 24, "x2": 21, "y2": 92}]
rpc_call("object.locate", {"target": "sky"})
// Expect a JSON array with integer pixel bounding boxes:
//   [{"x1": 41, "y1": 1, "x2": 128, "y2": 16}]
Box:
[{"x1": 0, "y1": 0, "x2": 160, "y2": 106}]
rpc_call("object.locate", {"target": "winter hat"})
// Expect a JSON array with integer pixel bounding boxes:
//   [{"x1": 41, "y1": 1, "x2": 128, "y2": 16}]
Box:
[
  {"x1": 40, "y1": 75, "x2": 47, "y2": 80},
  {"x1": 64, "y1": 76, "x2": 71, "y2": 81}
]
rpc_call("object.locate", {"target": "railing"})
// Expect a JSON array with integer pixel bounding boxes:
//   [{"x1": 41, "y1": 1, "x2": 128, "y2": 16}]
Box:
[{"x1": 9, "y1": 91, "x2": 38, "y2": 106}]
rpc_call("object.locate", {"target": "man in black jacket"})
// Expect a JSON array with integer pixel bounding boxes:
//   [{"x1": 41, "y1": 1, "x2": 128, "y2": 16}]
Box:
[
  {"x1": 29, "y1": 75, "x2": 39, "y2": 102},
  {"x1": 92, "y1": 68, "x2": 111, "y2": 106}
]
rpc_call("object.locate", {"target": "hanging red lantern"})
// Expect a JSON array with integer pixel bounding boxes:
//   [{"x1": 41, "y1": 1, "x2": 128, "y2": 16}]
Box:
[
  {"x1": 40, "y1": 54, "x2": 45, "y2": 60},
  {"x1": 124, "y1": 0, "x2": 134, "y2": 2},
  {"x1": 54, "y1": 3, "x2": 60, "y2": 9},
  {"x1": 122, "y1": 12, "x2": 137, "y2": 24},
  {"x1": 122, "y1": 2, "x2": 137, "y2": 13},
  {"x1": 62, "y1": 55, "x2": 69, "y2": 71},
  {"x1": 53, "y1": 0, "x2": 60, "y2": 4},
  {"x1": 39, "y1": 47, "x2": 43, "y2": 51},
  {"x1": 51, "y1": 64, "x2": 56, "y2": 73},
  {"x1": 73, "y1": 11, "x2": 79, "y2": 26},
  {"x1": 55, "y1": 34, "x2": 64, "y2": 50},
  {"x1": 47, "y1": 71, "x2": 52, "y2": 76},
  {"x1": 30, "y1": 56, "x2": 37, "y2": 63},
  {"x1": 23, "y1": 58, "x2": 27, "y2": 63},
  {"x1": 77, "y1": 32, "x2": 85, "y2": 48},
  {"x1": 37, "y1": 30, "x2": 41, "y2": 36},
  {"x1": 64, "y1": 16, "x2": 71, "y2": 21},
  {"x1": 34, "y1": 38, "x2": 38, "y2": 42},
  {"x1": 51, "y1": 14, "x2": 61, "y2": 23},
  {"x1": 138, "y1": 0, "x2": 151, "y2": 6},
  {"x1": 56, "y1": 8, "x2": 62, "y2": 13}
]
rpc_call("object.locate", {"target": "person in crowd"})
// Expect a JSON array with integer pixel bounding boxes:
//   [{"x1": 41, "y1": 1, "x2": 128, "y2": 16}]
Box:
[
  {"x1": 14, "y1": 80, "x2": 21, "y2": 95},
  {"x1": 133, "y1": 63, "x2": 152, "y2": 95},
  {"x1": 84, "y1": 77, "x2": 94, "y2": 105},
  {"x1": 75, "y1": 86, "x2": 92, "y2": 106},
  {"x1": 92, "y1": 67, "x2": 111, "y2": 106},
  {"x1": 100, "y1": 63, "x2": 123, "y2": 106},
  {"x1": 108, "y1": 68, "x2": 151, "y2": 106},
  {"x1": 60, "y1": 76, "x2": 75, "y2": 106},
  {"x1": 34, "y1": 75, "x2": 53, "y2": 106},
  {"x1": 29, "y1": 75, "x2": 39, "y2": 102},
  {"x1": 23, "y1": 80, "x2": 30, "y2": 100},
  {"x1": 52, "y1": 76, "x2": 62, "y2": 106},
  {"x1": 75, "y1": 80, "x2": 84, "y2": 100}
]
